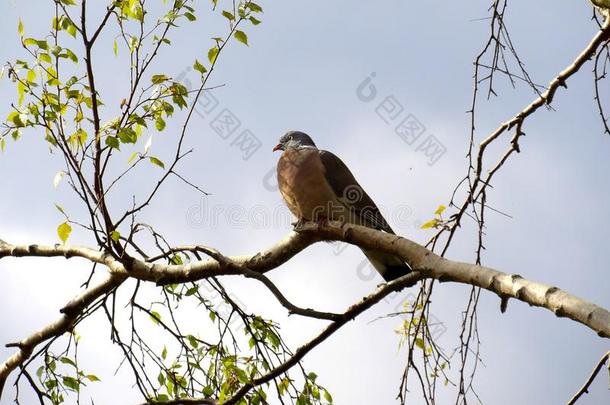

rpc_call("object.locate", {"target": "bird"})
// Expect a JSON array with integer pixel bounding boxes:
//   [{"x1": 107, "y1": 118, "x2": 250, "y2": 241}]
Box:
[{"x1": 273, "y1": 130, "x2": 410, "y2": 282}]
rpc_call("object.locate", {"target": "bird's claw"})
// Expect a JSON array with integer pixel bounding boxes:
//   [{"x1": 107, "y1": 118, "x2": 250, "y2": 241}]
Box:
[
  {"x1": 292, "y1": 218, "x2": 307, "y2": 231},
  {"x1": 292, "y1": 217, "x2": 329, "y2": 232}
]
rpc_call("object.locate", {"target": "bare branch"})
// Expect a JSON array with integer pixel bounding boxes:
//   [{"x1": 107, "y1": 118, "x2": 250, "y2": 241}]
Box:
[
  {"x1": 222, "y1": 271, "x2": 423, "y2": 405},
  {"x1": 567, "y1": 351, "x2": 610, "y2": 405}
]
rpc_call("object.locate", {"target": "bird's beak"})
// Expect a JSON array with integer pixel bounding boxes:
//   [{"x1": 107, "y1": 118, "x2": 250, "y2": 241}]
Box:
[{"x1": 272, "y1": 144, "x2": 283, "y2": 152}]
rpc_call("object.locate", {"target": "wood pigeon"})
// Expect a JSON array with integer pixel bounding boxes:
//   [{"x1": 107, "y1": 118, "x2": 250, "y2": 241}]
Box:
[{"x1": 273, "y1": 130, "x2": 410, "y2": 281}]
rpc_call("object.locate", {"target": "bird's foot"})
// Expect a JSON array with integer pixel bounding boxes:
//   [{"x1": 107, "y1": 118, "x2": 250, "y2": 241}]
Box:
[
  {"x1": 292, "y1": 217, "x2": 329, "y2": 232},
  {"x1": 292, "y1": 218, "x2": 307, "y2": 231}
]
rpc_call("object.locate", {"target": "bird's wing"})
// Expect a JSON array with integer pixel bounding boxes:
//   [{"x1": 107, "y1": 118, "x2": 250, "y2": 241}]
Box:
[{"x1": 318, "y1": 149, "x2": 395, "y2": 234}]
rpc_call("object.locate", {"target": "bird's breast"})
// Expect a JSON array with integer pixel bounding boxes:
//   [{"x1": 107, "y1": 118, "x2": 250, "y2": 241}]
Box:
[{"x1": 277, "y1": 148, "x2": 345, "y2": 221}]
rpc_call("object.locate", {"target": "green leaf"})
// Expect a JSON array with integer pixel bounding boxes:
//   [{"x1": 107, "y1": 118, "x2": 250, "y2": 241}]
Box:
[
  {"x1": 237, "y1": 4, "x2": 247, "y2": 18},
  {"x1": 249, "y1": 16, "x2": 262, "y2": 25},
  {"x1": 66, "y1": 22, "x2": 77, "y2": 37},
  {"x1": 434, "y1": 205, "x2": 446, "y2": 216},
  {"x1": 184, "y1": 11, "x2": 197, "y2": 21},
  {"x1": 187, "y1": 335, "x2": 199, "y2": 348},
  {"x1": 110, "y1": 230, "x2": 121, "y2": 242},
  {"x1": 74, "y1": 128, "x2": 87, "y2": 146},
  {"x1": 420, "y1": 219, "x2": 439, "y2": 229},
  {"x1": 234, "y1": 30, "x2": 248, "y2": 46},
  {"x1": 17, "y1": 82, "x2": 26, "y2": 107},
  {"x1": 193, "y1": 59, "x2": 207, "y2": 74},
  {"x1": 59, "y1": 357, "x2": 76, "y2": 367},
  {"x1": 113, "y1": 39, "x2": 118, "y2": 56},
  {"x1": 247, "y1": 2, "x2": 263, "y2": 13},
  {"x1": 39, "y1": 53, "x2": 52, "y2": 64},
  {"x1": 128, "y1": 36, "x2": 140, "y2": 52},
  {"x1": 85, "y1": 374, "x2": 100, "y2": 382},
  {"x1": 324, "y1": 389, "x2": 333, "y2": 403},
  {"x1": 127, "y1": 151, "x2": 139, "y2": 164},
  {"x1": 415, "y1": 338, "x2": 425, "y2": 350},
  {"x1": 57, "y1": 222, "x2": 72, "y2": 244},
  {"x1": 151, "y1": 74, "x2": 169, "y2": 84},
  {"x1": 185, "y1": 286, "x2": 198, "y2": 296},
  {"x1": 150, "y1": 311, "x2": 162, "y2": 325},
  {"x1": 268, "y1": 331, "x2": 280, "y2": 348},
  {"x1": 62, "y1": 376, "x2": 80, "y2": 391},
  {"x1": 45, "y1": 380, "x2": 57, "y2": 390},
  {"x1": 162, "y1": 101, "x2": 174, "y2": 116},
  {"x1": 207, "y1": 46, "x2": 219, "y2": 64},
  {"x1": 149, "y1": 156, "x2": 165, "y2": 169},
  {"x1": 7, "y1": 111, "x2": 26, "y2": 127},
  {"x1": 62, "y1": 48, "x2": 78, "y2": 63},
  {"x1": 23, "y1": 38, "x2": 37, "y2": 47},
  {"x1": 131, "y1": 5, "x2": 144, "y2": 22},
  {"x1": 54, "y1": 203, "x2": 67, "y2": 216},
  {"x1": 222, "y1": 10, "x2": 235, "y2": 20},
  {"x1": 18, "y1": 19, "x2": 24, "y2": 36},
  {"x1": 105, "y1": 136, "x2": 120, "y2": 150},
  {"x1": 161, "y1": 346, "x2": 167, "y2": 360},
  {"x1": 26, "y1": 69, "x2": 36, "y2": 83},
  {"x1": 155, "y1": 117, "x2": 166, "y2": 131},
  {"x1": 118, "y1": 127, "x2": 137, "y2": 144}
]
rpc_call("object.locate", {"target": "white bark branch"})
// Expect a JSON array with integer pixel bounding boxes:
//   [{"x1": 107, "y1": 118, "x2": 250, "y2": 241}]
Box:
[{"x1": 2, "y1": 221, "x2": 609, "y2": 341}]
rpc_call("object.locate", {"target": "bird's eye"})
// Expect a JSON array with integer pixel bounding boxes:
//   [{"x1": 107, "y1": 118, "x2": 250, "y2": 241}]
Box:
[{"x1": 288, "y1": 136, "x2": 293, "y2": 141}]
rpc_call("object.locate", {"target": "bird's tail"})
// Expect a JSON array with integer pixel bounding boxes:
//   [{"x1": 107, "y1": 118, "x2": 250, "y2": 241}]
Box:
[{"x1": 361, "y1": 248, "x2": 411, "y2": 282}]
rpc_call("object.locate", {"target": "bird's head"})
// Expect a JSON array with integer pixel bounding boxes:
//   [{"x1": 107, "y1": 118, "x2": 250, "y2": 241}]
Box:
[{"x1": 273, "y1": 131, "x2": 317, "y2": 152}]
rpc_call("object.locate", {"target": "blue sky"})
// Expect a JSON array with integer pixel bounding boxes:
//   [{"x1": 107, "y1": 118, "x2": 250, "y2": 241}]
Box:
[{"x1": 1, "y1": 1, "x2": 609, "y2": 404}]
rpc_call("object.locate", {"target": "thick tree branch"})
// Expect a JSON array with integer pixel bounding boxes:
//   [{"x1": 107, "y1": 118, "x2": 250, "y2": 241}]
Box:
[
  {"x1": 296, "y1": 222, "x2": 610, "y2": 339},
  {"x1": 138, "y1": 399, "x2": 217, "y2": 405},
  {"x1": 2, "y1": 221, "x2": 609, "y2": 341}
]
